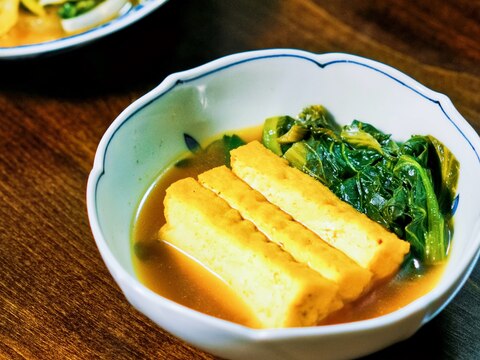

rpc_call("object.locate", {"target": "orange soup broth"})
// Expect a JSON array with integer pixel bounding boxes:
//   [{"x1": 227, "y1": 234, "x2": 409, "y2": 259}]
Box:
[
  {"x1": 132, "y1": 127, "x2": 446, "y2": 328},
  {"x1": 0, "y1": 8, "x2": 64, "y2": 47}
]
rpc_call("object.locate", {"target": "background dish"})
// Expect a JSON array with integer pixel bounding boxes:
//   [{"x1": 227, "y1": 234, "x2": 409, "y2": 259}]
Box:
[
  {"x1": 0, "y1": 0, "x2": 169, "y2": 59},
  {"x1": 87, "y1": 49, "x2": 480, "y2": 360}
]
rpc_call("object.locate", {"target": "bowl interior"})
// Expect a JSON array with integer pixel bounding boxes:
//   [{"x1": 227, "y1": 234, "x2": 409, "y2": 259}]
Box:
[{"x1": 91, "y1": 52, "x2": 480, "y2": 326}]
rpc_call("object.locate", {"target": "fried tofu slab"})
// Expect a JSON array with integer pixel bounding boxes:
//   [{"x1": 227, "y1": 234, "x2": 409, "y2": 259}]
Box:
[
  {"x1": 159, "y1": 177, "x2": 342, "y2": 329},
  {"x1": 159, "y1": 140, "x2": 411, "y2": 328},
  {"x1": 230, "y1": 141, "x2": 410, "y2": 281},
  {"x1": 199, "y1": 166, "x2": 372, "y2": 301}
]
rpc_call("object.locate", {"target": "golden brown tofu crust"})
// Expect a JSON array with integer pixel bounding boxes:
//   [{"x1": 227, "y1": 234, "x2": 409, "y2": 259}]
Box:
[
  {"x1": 230, "y1": 141, "x2": 410, "y2": 281},
  {"x1": 159, "y1": 177, "x2": 342, "y2": 328},
  {"x1": 199, "y1": 166, "x2": 372, "y2": 301}
]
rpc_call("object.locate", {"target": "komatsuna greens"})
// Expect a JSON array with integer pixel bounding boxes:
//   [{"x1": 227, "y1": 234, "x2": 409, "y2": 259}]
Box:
[{"x1": 262, "y1": 105, "x2": 459, "y2": 265}]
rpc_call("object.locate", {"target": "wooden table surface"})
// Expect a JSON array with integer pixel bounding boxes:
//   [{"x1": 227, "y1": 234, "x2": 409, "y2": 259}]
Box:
[{"x1": 1, "y1": 0, "x2": 479, "y2": 359}]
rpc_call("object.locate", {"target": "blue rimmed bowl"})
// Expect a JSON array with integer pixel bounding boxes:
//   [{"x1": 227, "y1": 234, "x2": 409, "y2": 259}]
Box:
[
  {"x1": 0, "y1": 0, "x2": 168, "y2": 59},
  {"x1": 87, "y1": 49, "x2": 480, "y2": 360}
]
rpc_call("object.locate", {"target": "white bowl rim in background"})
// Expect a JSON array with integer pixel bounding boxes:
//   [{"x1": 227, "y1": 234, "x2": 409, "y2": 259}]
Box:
[{"x1": 86, "y1": 49, "x2": 480, "y2": 355}]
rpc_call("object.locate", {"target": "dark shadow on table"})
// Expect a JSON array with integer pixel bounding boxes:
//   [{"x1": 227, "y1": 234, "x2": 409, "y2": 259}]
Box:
[
  {"x1": 0, "y1": 0, "x2": 281, "y2": 98},
  {"x1": 360, "y1": 317, "x2": 446, "y2": 360}
]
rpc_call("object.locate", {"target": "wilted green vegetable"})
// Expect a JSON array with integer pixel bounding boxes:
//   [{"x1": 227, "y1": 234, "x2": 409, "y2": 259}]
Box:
[
  {"x1": 262, "y1": 116, "x2": 295, "y2": 156},
  {"x1": 263, "y1": 105, "x2": 459, "y2": 265},
  {"x1": 177, "y1": 133, "x2": 246, "y2": 169},
  {"x1": 58, "y1": 0, "x2": 102, "y2": 19}
]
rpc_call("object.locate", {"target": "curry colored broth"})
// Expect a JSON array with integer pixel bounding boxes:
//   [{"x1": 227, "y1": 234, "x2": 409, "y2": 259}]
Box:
[
  {"x1": 132, "y1": 128, "x2": 446, "y2": 328},
  {"x1": 0, "y1": 9, "x2": 64, "y2": 47}
]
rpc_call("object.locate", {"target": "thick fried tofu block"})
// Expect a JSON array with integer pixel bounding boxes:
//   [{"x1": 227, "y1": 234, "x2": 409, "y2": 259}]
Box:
[
  {"x1": 199, "y1": 166, "x2": 372, "y2": 301},
  {"x1": 159, "y1": 177, "x2": 342, "y2": 328},
  {"x1": 230, "y1": 141, "x2": 410, "y2": 281}
]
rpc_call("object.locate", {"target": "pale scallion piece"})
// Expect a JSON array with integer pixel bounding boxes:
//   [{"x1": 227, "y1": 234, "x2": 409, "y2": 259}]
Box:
[
  {"x1": 20, "y1": 0, "x2": 46, "y2": 16},
  {"x1": 39, "y1": 0, "x2": 67, "y2": 5},
  {"x1": 59, "y1": 0, "x2": 128, "y2": 33},
  {"x1": 0, "y1": 0, "x2": 20, "y2": 36}
]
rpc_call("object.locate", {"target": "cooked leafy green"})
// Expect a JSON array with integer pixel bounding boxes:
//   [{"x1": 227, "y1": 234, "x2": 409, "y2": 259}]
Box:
[
  {"x1": 223, "y1": 134, "x2": 246, "y2": 167},
  {"x1": 58, "y1": 0, "x2": 103, "y2": 19},
  {"x1": 262, "y1": 116, "x2": 296, "y2": 155},
  {"x1": 263, "y1": 105, "x2": 459, "y2": 265},
  {"x1": 184, "y1": 133, "x2": 202, "y2": 153},
  {"x1": 427, "y1": 135, "x2": 460, "y2": 216},
  {"x1": 179, "y1": 133, "x2": 246, "y2": 169}
]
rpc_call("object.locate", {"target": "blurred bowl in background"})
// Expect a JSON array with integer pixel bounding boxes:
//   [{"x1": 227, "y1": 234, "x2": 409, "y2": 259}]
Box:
[{"x1": 0, "y1": 0, "x2": 169, "y2": 59}]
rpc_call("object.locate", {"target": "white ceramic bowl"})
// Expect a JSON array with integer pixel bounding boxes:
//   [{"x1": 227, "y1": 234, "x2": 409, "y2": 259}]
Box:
[
  {"x1": 0, "y1": 0, "x2": 168, "y2": 59},
  {"x1": 87, "y1": 49, "x2": 480, "y2": 360}
]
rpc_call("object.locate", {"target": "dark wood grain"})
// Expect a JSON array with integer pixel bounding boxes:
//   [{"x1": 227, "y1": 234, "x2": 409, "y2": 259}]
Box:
[{"x1": 1, "y1": 0, "x2": 479, "y2": 359}]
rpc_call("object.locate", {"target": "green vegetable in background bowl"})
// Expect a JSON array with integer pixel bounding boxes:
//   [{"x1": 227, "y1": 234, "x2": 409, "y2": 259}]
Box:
[{"x1": 263, "y1": 105, "x2": 459, "y2": 265}]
